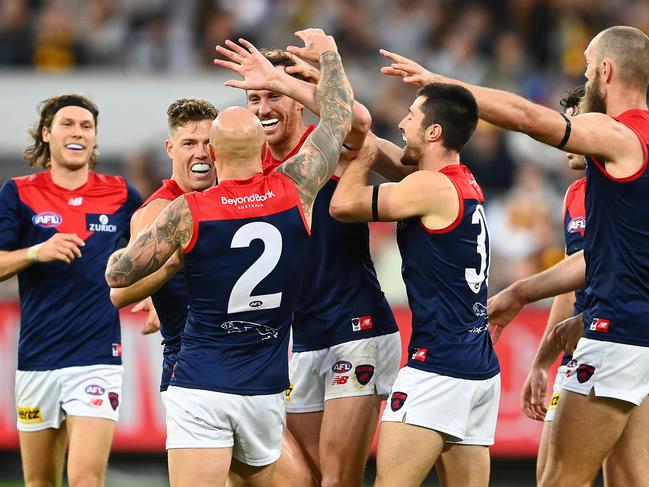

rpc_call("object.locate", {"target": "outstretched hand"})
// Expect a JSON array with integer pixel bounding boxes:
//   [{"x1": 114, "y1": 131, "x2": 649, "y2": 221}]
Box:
[
  {"x1": 214, "y1": 38, "x2": 284, "y2": 91},
  {"x1": 379, "y1": 49, "x2": 438, "y2": 88},
  {"x1": 286, "y1": 28, "x2": 338, "y2": 64},
  {"x1": 284, "y1": 52, "x2": 321, "y2": 84},
  {"x1": 487, "y1": 284, "x2": 526, "y2": 344}
]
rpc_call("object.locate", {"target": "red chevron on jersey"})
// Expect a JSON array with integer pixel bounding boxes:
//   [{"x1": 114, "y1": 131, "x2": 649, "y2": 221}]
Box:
[
  {"x1": 15, "y1": 172, "x2": 128, "y2": 240},
  {"x1": 262, "y1": 125, "x2": 316, "y2": 175},
  {"x1": 142, "y1": 179, "x2": 186, "y2": 207},
  {"x1": 184, "y1": 172, "x2": 308, "y2": 253}
]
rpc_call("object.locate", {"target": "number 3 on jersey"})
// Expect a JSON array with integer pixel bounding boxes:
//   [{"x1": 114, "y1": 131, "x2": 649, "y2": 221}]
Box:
[
  {"x1": 465, "y1": 205, "x2": 490, "y2": 294},
  {"x1": 227, "y1": 222, "x2": 283, "y2": 313}
]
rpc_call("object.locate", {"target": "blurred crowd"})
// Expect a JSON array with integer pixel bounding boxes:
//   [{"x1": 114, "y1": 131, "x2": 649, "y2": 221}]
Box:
[{"x1": 1, "y1": 0, "x2": 648, "y2": 300}]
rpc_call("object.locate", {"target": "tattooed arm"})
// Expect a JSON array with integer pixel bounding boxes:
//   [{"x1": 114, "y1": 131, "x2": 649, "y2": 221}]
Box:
[
  {"x1": 105, "y1": 195, "x2": 193, "y2": 288},
  {"x1": 276, "y1": 29, "x2": 353, "y2": 225}
]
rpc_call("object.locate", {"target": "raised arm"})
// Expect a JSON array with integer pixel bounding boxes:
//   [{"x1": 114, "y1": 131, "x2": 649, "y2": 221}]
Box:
[
  {"x1": 214, "y1": 37, "x2": 368, "y2": 156},
  {"x1": 275, "y1": 29, "x2": 353, "y2": 222},
  {"x1": 105, "y1": 195, "x2": 192, "y2": 288},
  {"x1": 379, "y1": 49, "x2": 643, "y2": 171}
]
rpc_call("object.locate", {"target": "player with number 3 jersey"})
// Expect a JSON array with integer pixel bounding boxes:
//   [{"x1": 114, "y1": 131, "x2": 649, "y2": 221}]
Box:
[{"x1": 330, "y1": 82, "x2": 499, "y2": 487}]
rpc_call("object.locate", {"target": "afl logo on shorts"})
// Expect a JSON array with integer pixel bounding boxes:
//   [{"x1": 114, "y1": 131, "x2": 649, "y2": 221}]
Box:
[
  {"x1": 85, "y1": 385, "x2": 105, "y2": 396},
  {"x1": 567, "y1": 217, "x2": 586, "y2": 233},
  {"x1": 332, "y1": 360, "x2": 352, "y2": 373},
  {"x1": 32, "y1": 212, "x2": 62, "y2": 228},
  {"x1": 390, "y1": 392, "x2": 408, "y2": 411}
]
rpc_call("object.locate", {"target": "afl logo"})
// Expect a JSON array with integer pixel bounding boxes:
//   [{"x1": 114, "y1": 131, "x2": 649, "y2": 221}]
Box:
[
  {"x1": 32, "y1": 212, "x2": 62, "y2": 228},
  {"x1": 249, "y1": 300, "x2": 263, "y2": 308},
  {"x1": 85, "y1": 384, "x2": 105, "y2": 396},
  {"x1": 332, "y1": 360, "x2": 352, "y2": 373},
  {"x1": 567, "y1": 217, "x2": 586, "y2": 233}
]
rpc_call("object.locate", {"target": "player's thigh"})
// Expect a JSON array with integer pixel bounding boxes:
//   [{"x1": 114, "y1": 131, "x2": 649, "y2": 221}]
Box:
[
  {"x1": 319, "y1": 394, "x2": 382, "y2": 480},
  {"x1": 603, "y1": 395, "x2": 649, "y2": 487},
  {"x1": 267, "y1": 429, "x2": 318, "y2": 487},
  {"x1": 286, "y1": 411, "x2": 323, "y2": 473},
  {"x1": 169, "y1": 448, "x2": 232, "y2": 487},
  {"x1": 541, "y1": 391, "x2": 633, "y2": 487},
  {"x1": 19, "y1": 428, "x2": 67, "y2": 487},
  {"x1": 436, "y1": 444, "x2": 490, "y2": 487},
  {"x1": 375, "y1": 422, "x2": 444, "y2": 487},
  {"x1": 65, "y1": 416, "x2": 116, "y2": 486},
  {"x1": 536, "y1": 421, "x2": 553, "y2": 483},
  {"x1": 228, "y1": 458, "x2": 277, "y2": 487}
]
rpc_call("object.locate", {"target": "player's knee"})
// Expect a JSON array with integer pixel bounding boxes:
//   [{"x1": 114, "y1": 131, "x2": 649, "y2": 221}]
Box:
[
  {"x1": 24, "y1": 480, "x2": 58, "y2": 487},
  {"x1": 66, "y1": 467, "x2": 104, "y2": 487}
]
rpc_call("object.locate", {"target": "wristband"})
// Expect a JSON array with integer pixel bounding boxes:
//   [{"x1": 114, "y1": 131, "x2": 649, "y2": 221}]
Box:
[
  {"x1": 343, "y1": 142, "x2": 362, "y2": 152},
  {"x1": 27, "y1": 244, "x2": 42, "y2": 263},
  {"x1": 556, "y1": 113, "x2": 572, "y2": 150},
  {"x1": 372, "y1": 184, "x2": 380, "y2": 221}
]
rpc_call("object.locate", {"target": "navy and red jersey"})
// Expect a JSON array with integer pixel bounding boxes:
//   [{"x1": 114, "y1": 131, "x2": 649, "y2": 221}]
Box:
[
  {"x1": 583, "y1": 109, "x2": 649, "y2": 346},
  {"x1": 171, "y1": 172, "x2": 310, "y2": 395},
  {"x1": 0, "y1": 171, "x2": 142, "y2": 371},
  {"x1": 398, "y1": 164, "x2": 500, "y2": 380},
  {"x1": 141, "y1": 179, "x2": 188, "y2": 391},
  {"x1": 560, "y1": 176, "x2": 586, "y2": 365},
  {"x1": 263, "y1": 125, "x2": 398, "y2": 352}
]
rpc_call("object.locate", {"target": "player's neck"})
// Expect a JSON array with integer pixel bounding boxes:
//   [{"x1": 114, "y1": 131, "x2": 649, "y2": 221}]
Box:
[
  {"x1": 216, "y1": 159, "x2": 262, "y2": 183},
  {"x1": 420, "y1": 146, "x2": 460, "y2": 172},
  {"x1": 606, "y1": 86, "x2": 648, "y2": 117},
  {"x1": 268, "y1": 122, "x2": 309, "y2": 161},
  {"x1": 49, "y1": 162, "x2": 90, "y2": 190}
]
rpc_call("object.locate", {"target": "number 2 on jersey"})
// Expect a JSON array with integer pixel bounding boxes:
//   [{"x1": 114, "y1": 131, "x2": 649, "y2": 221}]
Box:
[
  {"x1": 228, "y1": 222, "x2": 283, "y2": 313},
  {"x1": 465, "y1": 205, "x2": 489, "y2": 294}
]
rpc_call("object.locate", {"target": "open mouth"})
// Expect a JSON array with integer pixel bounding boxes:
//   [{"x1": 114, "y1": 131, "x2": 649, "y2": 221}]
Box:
[
  {"x1": 65, "y1": 143, "x2": 85, "y2": 151},
  {"x1": 261, "y1": 118, "x2": 279, "y2": 129},
  {"x1": 191, "y1": 163, "x2": 212, "y2": 175}
]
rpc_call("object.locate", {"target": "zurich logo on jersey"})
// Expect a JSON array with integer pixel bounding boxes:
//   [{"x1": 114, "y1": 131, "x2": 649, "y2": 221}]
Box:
[
  {"x1": 567, "y1": 217, "x2": 586, "y2": 233},
  {"x1": 32, "y1": 212, "x2": 62, "y2": 228},
  {"x1": 87, "y1": 214, "x2": 117, "y2": 233}
]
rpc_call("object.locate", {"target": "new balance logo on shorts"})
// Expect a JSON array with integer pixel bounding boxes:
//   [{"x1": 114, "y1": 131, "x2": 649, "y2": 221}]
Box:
[
  {"x1": 589, "y1": 318, "x2": 610, "y2": 333},
  {"x1": 351, "y1": 315, "x2": 373, "y2": 331},
  {"x1": 331, "y1": 376, "x2": 349, "y2": 385}
]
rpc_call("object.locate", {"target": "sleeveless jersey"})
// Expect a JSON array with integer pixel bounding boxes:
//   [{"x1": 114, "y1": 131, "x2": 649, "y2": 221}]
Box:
[
  {"x1": 141, "y1": 179, "x2": 188, "y2": 391},
  {"x1": 171, "y1": 172, "x2": 310, "y2": 394},
  {"x1": 397, "y1": 164, "x2": 500, "y2": 380},
  {"x1": 560, "y1": 176, "x2": 586, "y2": 365},
  {"x1": 0, "y1": 171, "x2": 142, "y2": 370},
  {"x1": 583, "y1": 109, "x2": 649, "y2": 346},
  {"x1": 263, "y1": 126, "x2": 398, "y2": 352}
]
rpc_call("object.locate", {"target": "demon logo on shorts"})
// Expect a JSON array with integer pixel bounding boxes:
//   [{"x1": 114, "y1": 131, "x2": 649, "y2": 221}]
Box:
[
  {"x1": 355, "y1": 365, "x2": 375, "y2": 385},
  {"x1": 108, "y1": 392, "x2": 119, "y2": 411},
  {"x1": 577, "y1": 364, "x2": 596, "y2": 383},
  {"x1": 390, "y1": 392, "x2": 408, "y2": 411}
]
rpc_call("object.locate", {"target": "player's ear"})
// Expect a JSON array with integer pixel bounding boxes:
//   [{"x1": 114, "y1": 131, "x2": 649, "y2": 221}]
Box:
[
  {"x1": 164, "y1": 139, "x2": 174, "y2": 160},
  {"x1": 42, "y1": 125, "x2": 51, "y2": 143},
  {"x1": 208, "y1": 143, "x2": 217, "y2": 163},
  {"x1": 424, "y1": 123, "x2": 443, "y2": 144}
]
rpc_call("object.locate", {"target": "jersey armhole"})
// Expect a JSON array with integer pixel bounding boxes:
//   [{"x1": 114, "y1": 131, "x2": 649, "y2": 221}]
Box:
[
  {"x1": 276, "y1": 173, "x2": 311, "y2": 236},
  {"x1": 590, "y1": 120, "x2": 649, "y2": 182},
  {"x1": 183, "y1": 194, "x2": 200, "y2": 254},
  {"x1": 419, "y1": 173, "x2": 464, "y2": 234}
]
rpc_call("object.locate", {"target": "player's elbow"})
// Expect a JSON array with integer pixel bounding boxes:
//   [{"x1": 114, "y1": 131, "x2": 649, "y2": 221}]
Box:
[
  {"x1": 352, "y1": 101, "x2": 372, "y2": 134},
  {"x1": 329, "y1": 199, "x2": 360, "y2": 223},
  {"x1": 109, "y1": 288, "x2": 128, "y2": 308}
]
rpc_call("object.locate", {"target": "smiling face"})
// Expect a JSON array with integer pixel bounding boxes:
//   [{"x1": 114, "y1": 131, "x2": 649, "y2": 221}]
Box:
[
  {"x1": 166, "y1": 119, "x2": 215, "y2": 192},
  {"x1": 42, "y1": 105, "x2": 97, "y2": 171},
  {"x1": 398, "y1": 96, "x2": 427, "y2": 166},
  {"x1": 246, "y1": 67, "x2": 304, "y2": 148}
]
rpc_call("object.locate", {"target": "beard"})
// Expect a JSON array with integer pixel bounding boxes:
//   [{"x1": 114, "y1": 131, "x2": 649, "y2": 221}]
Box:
[
  {"x1": 400, "y1": 133, "x2": 425, "y2": 166},
  {"x1": 582, "y1": 70, "x2": 607, "y2": 114}
]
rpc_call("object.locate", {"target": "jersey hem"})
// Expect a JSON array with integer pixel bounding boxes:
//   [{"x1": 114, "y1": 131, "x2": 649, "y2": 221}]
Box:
[
  {"x1": 291, "y1": 327, "x2": 400, "y2": 352},
  {"x1": 405, "y1": 360, "x2": 500, "y2": 381}
]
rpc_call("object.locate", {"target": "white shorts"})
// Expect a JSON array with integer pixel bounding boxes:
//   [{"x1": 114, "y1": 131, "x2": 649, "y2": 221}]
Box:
[
  {"x1": 286, "y1": 332, "x2": 401, "y2": 413},
  {"x1": 544, "y1": 365, "x2": 568, "y2": 422},
  {"x1": 15, "y1": 364, "x2": 123, "y2": 431},
  {"x1": 563, "y1": 338, "x2": 649, "y2": 405},
  {"x1": 381, "y1": 366, "x2": 501, "y2": 445},
  {"x1": 164, "y1": 386, "x2": 285, "y2": 467}
]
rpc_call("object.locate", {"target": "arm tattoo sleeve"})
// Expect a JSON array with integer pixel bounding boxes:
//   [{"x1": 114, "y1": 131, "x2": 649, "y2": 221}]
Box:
[
  {"x1": 277, "y1": 50, "x2": 353, "y2": 220},
  {"x1": 106, "y1": 196, "x2": 193, "y2": 287}
]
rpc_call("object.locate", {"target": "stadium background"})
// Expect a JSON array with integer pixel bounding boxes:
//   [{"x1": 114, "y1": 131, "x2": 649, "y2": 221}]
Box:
[{"x1": 1, "y1": 0, "x2": 642, "y2": 485}]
